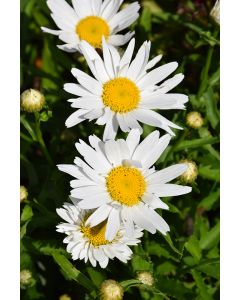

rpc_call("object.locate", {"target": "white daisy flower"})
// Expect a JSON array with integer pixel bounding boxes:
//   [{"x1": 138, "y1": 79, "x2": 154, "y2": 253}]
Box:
[
  {"x1": 64, "y1": 38, "x2": 188, "y2": 139},
  {"x1": 41, "y1": 0, "x2": 140, "y2": 52},
  {"x1": 57, "y1": 129, "x2": 192, "y2": 241},
  {"x1": 56, "y1": 200, "x2": 143, "y2": 268}
]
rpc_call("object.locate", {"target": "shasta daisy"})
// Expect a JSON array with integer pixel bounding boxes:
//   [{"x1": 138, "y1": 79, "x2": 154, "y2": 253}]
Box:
[
  {"x1": 58, "y1": 129, "x2": 192, "y2": 241},
  {"x1": 41, "y1": 0, "x2": 140, "y2": 52},
  {"x1": 64, "y1": 38, "x2": 188, "y2": 139},
  {"x1": 56, "y1": 199, "x2": 143, "y2": 268}
]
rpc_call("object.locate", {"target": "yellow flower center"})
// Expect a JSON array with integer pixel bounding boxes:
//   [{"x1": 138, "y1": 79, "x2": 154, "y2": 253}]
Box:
[
  {"x1": 102, "y1": 78, "x2": 140, "y2": 113},
  {"x1": 81, "y1": 221, "x2": 110, "y2": 246},
  {"x1": 76, "y1": 16, "x2": 110, "y2": 48},
  {"x1": 106, "y1": 166, "x2": 146, "y2": 206}
]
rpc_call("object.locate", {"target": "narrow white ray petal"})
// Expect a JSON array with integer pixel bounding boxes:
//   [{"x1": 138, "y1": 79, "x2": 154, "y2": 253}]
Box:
[
  {"x1": 103, "y1": 113, "x2": 118, "y2": 141},
  {"x1": 57, "y1": 208, "x2": 74, "y2": 224},
  {"x1": 132, "y1": 109, "x2": 177, "y2": 135},
  {"x1": 132, "y1": 130, "x2": 159, "y2": 162},
  {"x1": 64, "y1": 83, "x2": 93, "y2": 97},
  {"x1": 117, "y1": 139, "x2": 130, "y2": 161},
  {"x1": 86, "y1": 205, "x2": 112, "y2": 226},
  {"x1": 141, "y1": 134, "x2": 171, "y2": 169},
  {"x1": 140, "y1": 205, "x2": 170, "y2": 234},
  {"x1": 59, "y1": 32, "x2": 79, "y2": 44},
  {"x1": 41, "y1": 27, "x2": 62, "y2": 35},
  {"x1": 75, "y1": 139, "x2": 111, "y2": 173},
  {"x1": 105, "y1": 209, "x2": 120, "y2": 241},
  {"x1": 65, "y1": 109, "x2": 88, "y2": 128},
  {"x1": 57, "y1": 44, "x2": 77, "y2": 52},
  {"x1": 99, "y1": 257, "x2": 109, "y2": 268},
  {"x1": 119, "y1": 38, "x2": 135, "y2": 69},
  {"x1": 148, "y1": 184, "x2": 192, "y2": 197},
  {"x1": 116, "y1": 113, "x2": 130, "y2": 132},
  {"x1": 131, "y1": 206, "x2": 156, "y2": 234},
  {"x1": 142, "y1": 193, "x2": 169, "y2": 210},
  {"x1": 70, "y1": 97, "x2": 103, "y2": 109},
  {"x1": 121, "y1": 208, "x2": 134, "y2": 237},
  {"x1": 127, "y1": 41, "x2": 148, "y2": 80},
  {"x1": 108, "y1": 32, "x2": 134, "y2": 46},
  {"x1": 93, "y1": 59, "x2": 110, "y2": 83},
  {"x1": 84, "y1": 109, "x2": 103, "y2": 121},
  {"x1": 102, "y1": 37, "x2": 115, "y2": 79},
  {"x1": 77, "y1": 196, "x2": 107, "y2": 209},
  {"x1": 72, "y1": 0, "x2": 92, "y2": 18},
  {"x1": 51, "y1": 13, "x2": 74, "y2": 30},
  {"x1": 71, "y1": 68, "x2": 103, "y2": 95},
  {"x1": 125, "y1": 127, "x2": 141, "y2": 155},
  {"x1": 104, "y1": 140, "x2": 121, "y2": 166},
  {"x1": 146, "y1": 164, "x2": 188, "y2": 184},
  {"x1": 47, "y1": 0, "x2": 79, "y2": 25},
  {"x1": 124, "y1": 112, "x2": 143, "y2": 133},
  {"x1": 137, "y1": 62, "x2": 178, "y2": 89},
  {"x1": 145, "y1": 55, "x2": 163, "y2": 71},
  {"x1": 159, "y1": 74, "x2": 184, "y2": 93},
  {"x1": 57, "y1": 164, "x2": 82, "y2": 179}
]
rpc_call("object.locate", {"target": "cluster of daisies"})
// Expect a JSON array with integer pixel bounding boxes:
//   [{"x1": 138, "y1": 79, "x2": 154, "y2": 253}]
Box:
[{"x1": 42, "y1": 0, "x2": 192, "y2": 268}]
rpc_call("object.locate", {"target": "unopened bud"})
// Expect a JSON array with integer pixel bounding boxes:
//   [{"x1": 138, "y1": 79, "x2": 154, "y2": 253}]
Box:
[
  {"x1": 59, "y1": 294, "x2": 71, "y2": 300},
  {"x1": 180, "y1": 160, "x2": 198, "y2": 183},
  {"x1": 20, "y1": 186, "x2": 28, "y2": 203},
  {"x1": 20, "y1": 269, "x2": 32, "y2": 288},
  {"x1": 137, "y1": 271, "x2": 154, "y2": 286},
  {"x1": 210, "y1": 0, "x2": 220, "y2": 25},
  {"x1": 20, "y1": 89, "x2": 45, "y2": 112},
  {"x1": 186, "y1": 111, "x2": 204, "y2": 129},
  {"x1": 100, "y1": 279, "x2": 124, "y2": 300}
]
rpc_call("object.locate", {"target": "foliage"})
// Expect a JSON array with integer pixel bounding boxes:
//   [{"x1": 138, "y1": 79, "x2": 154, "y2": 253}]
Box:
[{"x1": 20, "y1": 0, "x2": 220, "y2": 299}]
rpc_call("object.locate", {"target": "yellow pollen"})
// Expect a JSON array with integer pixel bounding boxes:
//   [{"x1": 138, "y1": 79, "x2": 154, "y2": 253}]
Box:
[
  {"x1": 106, "y1": 166, "x2": 146, "y2": 206},
  {"x1": 102, "y1": 78, "x2": 140, "y2": 113},
  {"x1": 76, "y1": 16, "x2": 110, "y2": 48},
  {"x1": 81, "y1": 221, "x2": 110, "y2": 246}
]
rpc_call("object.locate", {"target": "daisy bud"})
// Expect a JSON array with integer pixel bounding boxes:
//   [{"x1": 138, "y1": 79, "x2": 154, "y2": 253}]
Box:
[
  {"x1": 137, "y1": 271, "x2": 154, "y2": 286},
  {"x1": 20, "y1": 185, "x2": 28, "y2": 203},
  {"x1": 20, "y1": 269, "x2": 32, "y2": 288},
  {"x1": 100, "y1": 280, "x2": 124, "y2": 300},
  {"x1": 59, "y1": 294, "x2": 71, "y2": 300},
  {"x1": 186, "y1": 111, "x2": 204, "y2": 129},
  {"x1": 180, "y1": 160, "x2": 198, "y2": 183},
  {"x1": 20, "y1": 89, "x2": 45, "y2": 112},
  {"x1": 210, "y1": 0, "x2": 220, "y2": 25}
]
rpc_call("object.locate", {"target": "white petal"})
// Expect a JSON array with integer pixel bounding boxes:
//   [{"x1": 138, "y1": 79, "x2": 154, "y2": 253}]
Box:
[
  {"x1": 131, "y1": 206, "x2": 156, "y2": 234},
  {"x1": 41, "y1": 27, "x2": 61, "y2": 35},
  {"x1": 141, "y1": 134, "x2": 171, "y2": 168},
  {"x1": 71, "y1": 68, "x2": 102, "y2": 95},
  {"x1": 132, "y1": 130, "x2": 159, "y2": 162},
  {"x1": 86, "y1": 205, "x2": 112, "y2": 226},
  {"x1": 56, "y1": 208, "x2": 74, "y2": 223},
  {"x1": 137, "y1": 62, "x2": 178, "y2": 89},
  {"x1": 119, "y1": 38, "x2": 135, "y2": 69},
  {"x1": 108, "y1": 32, "x2": 134, "y2": 46},
  {"x1": 57, "y1": 164, "x2": 82, "y2": 179},
  {"x1": 64, "y1": 83, "x2": 93, "y2": 97},
  {"x1": 148, "y1": 184, "x2": 192, "y2": 197},
  {"x1": 126, "y1": 129, "x2": 141, "y2": 157},
  {"x1": 103, "y1": 113, "x2": 118, "y2": 141},
  {"x1": 145, "y1": 55, "x2": 163, "y2": 71},
  {"x1": 146, "y1": 164, "x2": 188, "y2": 184},
  {"x1": 105, "y1": 209, "x2": 120, "y2": 241},
  {"x1": 72, "y1": 0, "x2": 92, "y2": 18},
  {"x1": 104, "y1": 140, "x2": 121, "y2": 166}
]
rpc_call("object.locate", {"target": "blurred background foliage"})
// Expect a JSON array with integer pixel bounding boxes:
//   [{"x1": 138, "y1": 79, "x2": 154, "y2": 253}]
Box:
[{"x1": 20, "y1": 0, "x2": 220, "y2": 299}]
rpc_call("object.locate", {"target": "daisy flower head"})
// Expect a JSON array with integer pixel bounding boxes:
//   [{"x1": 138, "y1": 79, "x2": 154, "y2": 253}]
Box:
[
  {"x1": 57, "y1": 129, "x2": 192, "y2": 241},
  {"x1": 56, "y1": 200, "x2": 143, "y2": 268},
  {"x1": 64, "y1": 38, "x2": 188, "y2": 140},
  {"x1": 41, "y1": 0, "x2": 140, "y2": 52}
]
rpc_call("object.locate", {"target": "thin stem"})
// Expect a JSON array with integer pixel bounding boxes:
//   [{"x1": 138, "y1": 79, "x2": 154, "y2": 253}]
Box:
[{"x1": 34, "y1": 113, "x2": 54, "y2": 166}]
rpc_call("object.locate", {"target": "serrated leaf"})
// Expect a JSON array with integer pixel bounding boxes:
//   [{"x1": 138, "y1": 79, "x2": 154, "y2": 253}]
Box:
[
  {"x1": 52, "y1": 252, "x2": 96, "y2": 293},
  {"x1": 200, "y1": 222, "x2": 220, "y2": 250},
  {"x1": 185, "y1": 236, "x2": 202, "y2": 261}
]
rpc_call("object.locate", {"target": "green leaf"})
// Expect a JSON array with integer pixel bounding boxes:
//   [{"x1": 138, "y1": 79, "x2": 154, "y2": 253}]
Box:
[
  {"x1": 191, "y1": 270, "x2": 214, "y2": 300},
  {"x1": 175, "y1": 136, "x2": 219, "y2": 151},
  {"x1": 204, "y1": 87, "x2": 219, "y2": 129},
  {"x1": 198, "y1": 189, "x2": 220, "y2": 211},
  {"x1": 200, "y1": 222, "x2": 220, "y2": 250},
  {"x1": 140, "y1": 7, "x2": 152, "y2": 33},
  {"x1": 185, "y1": 236, "x2": 202, "y2": 262},
  {"x1": 52, "y1": 252, "x2": 97, "y2": 293},
  {"x1": 163, "y1": 234, "x2": 183, "y2": 257},
  {"x1": 86, "y1": 267, "x2": 106, "y2": 288},
  {"x1": 199, "y1": 165, "x2": 220, "y2": 182},
  {"x1": 131, "y1": 255, "x2": 153, "y2": 272},
  {"x1": 21, "y1": 205, "x2": 33, "y2": 222}
]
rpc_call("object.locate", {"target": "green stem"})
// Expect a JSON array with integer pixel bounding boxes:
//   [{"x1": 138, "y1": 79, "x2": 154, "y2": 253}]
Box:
[
  {"x1": 197, "y1": 29, "x2": 219, "y2": 97},
  {"x1": 34, "y1": 113, "x2": 54, "y2": 166}
]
